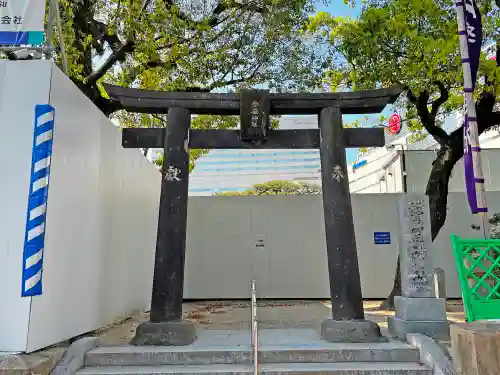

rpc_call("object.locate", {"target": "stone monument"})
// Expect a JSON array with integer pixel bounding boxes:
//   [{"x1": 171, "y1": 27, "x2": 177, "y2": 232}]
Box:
[{"x1": 387, "y1": 194, "x2": 450, "y2": 340}]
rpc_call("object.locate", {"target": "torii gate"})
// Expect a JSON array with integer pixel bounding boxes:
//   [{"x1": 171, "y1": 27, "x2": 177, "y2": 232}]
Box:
[{"x1": 104, "y1": 84, "x2": 402, "y2": 345}]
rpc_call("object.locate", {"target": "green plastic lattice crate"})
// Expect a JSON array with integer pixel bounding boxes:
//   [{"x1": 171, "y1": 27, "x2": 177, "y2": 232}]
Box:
[{"x1": 451, "y1": 235, "x2": 500, "y2": 322}]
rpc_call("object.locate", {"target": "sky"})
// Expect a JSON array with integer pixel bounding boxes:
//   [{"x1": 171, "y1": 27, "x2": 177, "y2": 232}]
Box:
[
  {"x1": 316, "y1": 0, "x2": 362, "y2": 17},
  {"x1": 317, "y1": 1, "x2": 363, "y2": 162},
  {"x1": 311, "y1": 0, "x2": 391, "y2": 163},
  {"x1": 106, "y1": 0, "x2": 388, "y2": 163}
]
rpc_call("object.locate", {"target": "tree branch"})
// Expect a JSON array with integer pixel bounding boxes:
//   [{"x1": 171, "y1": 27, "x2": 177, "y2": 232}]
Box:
[
  {"x1": 407, "y1": 87, "x2": 449, "y2": 144},
  {"x1": 162, "y1": 0, "x2": 263, "y2": 28},
  {"x1": 430, "y1": 81, "x2": 449, "y2": 118},
  {"x1": 484, "y1": 111, "x2": 500, "y2": 128},
  {"x1": 85, "y1": 41, "x2": 135, "y2": 86},
  {"x1": 426, "y1": 90, "x2": 499, "y2": 240},
  {"x1": 207, "y1": 62, "x2": 263, "y2": 90},
  {"x1": 477, "y1": 92, "x2": 498, "y2": 131},
  {"x1": 86, "y1": 0, "x2": 266, "y2": 91},
  {"x1": 88, "y1": 20, "x2": 122, "y2": 55},
  {"x1": 208, "y1": 0, "x2": 263, "y2": 26}
]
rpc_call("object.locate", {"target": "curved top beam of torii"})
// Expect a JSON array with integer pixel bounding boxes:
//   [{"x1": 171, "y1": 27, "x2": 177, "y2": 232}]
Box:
[{"x1": 104, "y1": 84, "x2": 403, "y2": 115}]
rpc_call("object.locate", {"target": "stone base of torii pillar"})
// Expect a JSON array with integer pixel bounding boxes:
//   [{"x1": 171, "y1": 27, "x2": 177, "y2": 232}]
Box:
[
  {"x1": 321, "y1": 319, "x2": 388, "y2": 343},
  {"x1": 131, "y1": 321, "x2": 197, "y2": 346}
]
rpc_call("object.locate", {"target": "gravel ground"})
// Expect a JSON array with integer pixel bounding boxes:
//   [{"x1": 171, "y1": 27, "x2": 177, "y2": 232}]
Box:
[
  {"x1": 92, "y1": 299, "x2": 465, "y2": 346},
  {"x1": 0, "y1": 299, "x2": 463, "y2": 375}
]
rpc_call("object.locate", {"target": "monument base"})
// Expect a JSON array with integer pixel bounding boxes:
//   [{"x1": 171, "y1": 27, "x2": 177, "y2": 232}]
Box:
[
  {"x1": 321, "y1": 319, "x2": 389, "y2": 343},
  {"x1": 387, "y1": 316, "x2": 450, "y2": 341},
  {"x1": 130, "y1": 320, "x2": 197, "y2": 346},
  {"x1": 388, "y1": 296, "x2": 449, "y2": 340},
  {"x1": 394, "y1": 296, "x2": 447, "y2": 321}
]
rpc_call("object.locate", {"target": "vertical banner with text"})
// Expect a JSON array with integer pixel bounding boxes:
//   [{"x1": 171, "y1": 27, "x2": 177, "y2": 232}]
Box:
[
  {"x1": 0, "y1": 0, "x2": 45, "y2": 46},
  {"x1": 455, "y1": 0, "x2": 487, "y2": 214}
]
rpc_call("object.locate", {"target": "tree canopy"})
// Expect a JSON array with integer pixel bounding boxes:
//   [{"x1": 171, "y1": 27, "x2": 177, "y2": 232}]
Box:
[
  {"x1": 214, "y1": 180, "x2": 322, "y2": 196},
  {"x1": 47, "y1": 0, "x2": 331, "y2": 116},
  {"x1": 305, "y1": 0, "x2": 500, "y2": 309},
  {"x1": 16, "y1": 0, "x2": 332, "y2": 170},
  {"x1": 307, "y1": 0, "x2": 500, "y2": 240}
]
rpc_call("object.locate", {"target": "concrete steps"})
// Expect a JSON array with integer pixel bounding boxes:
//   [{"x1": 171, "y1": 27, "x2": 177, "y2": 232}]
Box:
[
  {"x1": 78, "y1": 329, "x2": 431, "y2": 375},
  {"x1": 85, "y1": 342, "x2": 421, "y2": 366},
  {"x1": 77, "y1": 362, "x2": 432, "y2": 375}
]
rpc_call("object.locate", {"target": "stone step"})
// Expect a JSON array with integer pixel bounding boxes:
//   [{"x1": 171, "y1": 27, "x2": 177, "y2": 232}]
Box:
[
  {"x1": 85, "y1": 343, "x2": 420, "y2": 366},
  {"x1": 78, "y1": 363, "x2": 431, "y2": 375}
]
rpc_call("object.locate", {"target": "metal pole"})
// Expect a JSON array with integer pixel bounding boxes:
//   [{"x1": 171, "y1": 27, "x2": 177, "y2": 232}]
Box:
[
  {"x1": 401, "y1": 147, "x2": 407, "y2": 193},
  {"x1": 251, "y1": 280, "x2": 258, "y2": 375},
  {"x1": 392, "y1": 144, "x2": 408, "y2": 193},
  {"x1": 45, "y1": 0, "x2": 55, "y2": 53},
  {"x1": 53, "y1": 0, "x2": 68, "y2": 75},
  {"x1": 251, "y1": 280, "x2": 254, "y2": 347},
  {"x1": 454, "y1": 0, "x2": 489, "y2": 238}
]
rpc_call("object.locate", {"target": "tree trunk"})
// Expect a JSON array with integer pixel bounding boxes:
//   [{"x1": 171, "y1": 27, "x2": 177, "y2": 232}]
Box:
[
  {"x1": 379, "y1": 137, "x2": 463, "y2": 309},
  {"x1": 379, "y1": 255, "x2": 401, "y2": 310},
  {"x1": 72, "y1": 79, "x2": 122, "y2": 116},
  {"x1": 426, "y1": 143, "x2": 463, "y2": 241}
]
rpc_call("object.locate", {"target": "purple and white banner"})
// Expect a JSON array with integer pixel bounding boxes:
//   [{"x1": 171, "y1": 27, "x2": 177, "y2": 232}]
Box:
[
  {"x1": 463, "y1": 0, "x2": 482, "y2": 87},
  {"x1": 455, "y1": 0, "x2": 487, "y2": 214}
]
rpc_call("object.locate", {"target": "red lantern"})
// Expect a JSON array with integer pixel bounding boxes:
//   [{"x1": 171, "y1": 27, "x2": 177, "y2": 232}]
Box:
[{"x1": 387, "y1": 113, "x2": 402, "y2": 135}]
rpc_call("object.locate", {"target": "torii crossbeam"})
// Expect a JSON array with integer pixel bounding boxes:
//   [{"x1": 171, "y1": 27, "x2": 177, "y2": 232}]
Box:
[{"x1": 104, "y1": 84, "x2": 403, "y2": 346}]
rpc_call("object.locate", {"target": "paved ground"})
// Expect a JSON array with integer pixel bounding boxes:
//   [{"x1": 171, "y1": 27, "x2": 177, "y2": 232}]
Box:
[
  {"x1": 1, "y1": 300, "x2": 464, "y2": 375},
  {"x1": 94, "y1": 299, "x2": 466, "y2": 346}
]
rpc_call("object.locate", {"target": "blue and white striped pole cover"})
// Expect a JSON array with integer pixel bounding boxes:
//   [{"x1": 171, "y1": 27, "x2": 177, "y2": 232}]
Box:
[
  {"x1": 21, "y1": 105, "x2": 55, "y2": 297},
  {"x1": 455, "y1": 0, "x2": 488, "y2": 216}
]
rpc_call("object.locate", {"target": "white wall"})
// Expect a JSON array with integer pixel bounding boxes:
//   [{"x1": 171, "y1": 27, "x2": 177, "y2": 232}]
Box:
[
  {"x1": 0, "y1": 61, "x2": 160, "y2": 353},
  {"x1": 24, "y1": 65, "x2": 160, "y2": 352},
  {"x1": 405, "y1": 149, "x2": 500, "y2": 193},
  {"x1": 349, "y1": 148, "x2": 500, "y2": 195},
  {"x1": 349, "y1": 151, "x2": 403, "y2": 194},
  {"x1": 184, "y1": 192, "x2": 487, "y2": 301},
  {"x1": 479, "y1": 130, "x2": 500, "y2": 148},
  {"x1": 0, "y1": 61, "x2": 52, "y2": 352},
  {"x1": 2, "y1": 61, "x2": 496, "y2": 352}
]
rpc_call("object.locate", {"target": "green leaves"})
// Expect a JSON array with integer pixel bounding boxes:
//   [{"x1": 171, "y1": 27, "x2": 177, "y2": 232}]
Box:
[
  {"x1": 143, "y1": 113, "x2": 239, "y2": 171},
  {"x1": 36, "y1": 0, "x2": 335, "y2": 117},
  {"x1": 215, "y1": 180, "x2": 322, "y2": 196},
  {"x1": 306, "y1": 0, "x2": 500, "y2": 136},
  {"x1": 153, "y1": 113, "x2": 280, "y2": 171}
]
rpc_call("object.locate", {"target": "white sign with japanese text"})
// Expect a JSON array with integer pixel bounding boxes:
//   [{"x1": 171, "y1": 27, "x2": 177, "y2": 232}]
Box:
[{"x1": 0, "y1": 0, "x2": 45, "y2": 32}]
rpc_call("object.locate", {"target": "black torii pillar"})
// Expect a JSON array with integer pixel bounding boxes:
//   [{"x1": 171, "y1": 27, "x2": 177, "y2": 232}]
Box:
[
  {"x1": 320, "y1": 107, "x2": 364, "y2": 320},
  {"x1": 150, "y1": 108, "x2": 191, "y2": 322},
  {"x1": 131, "y1": 107, "x2": 196, "y2": 345},
  {"x1": 105, "y1": 84, "x2": 402, "y2": 345},
  {"x1": 318, "y1": 107, "x2": 386, "y2": 342}
]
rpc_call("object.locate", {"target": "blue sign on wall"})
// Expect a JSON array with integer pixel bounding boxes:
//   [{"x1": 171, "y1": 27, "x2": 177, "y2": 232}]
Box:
[
  {"x1": 353, "y1": 159, "x2": 367, "y2": 170},
  {"x1": 374, "y1": 232, "x2": 391, "y2": 245}
]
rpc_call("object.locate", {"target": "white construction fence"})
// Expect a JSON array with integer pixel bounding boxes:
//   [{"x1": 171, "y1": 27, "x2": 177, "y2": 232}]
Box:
[
  {"x1": 0, "y1": 60, "x2": 493, "y2": 354},
  {"x1": 0, "y1": 61, "x2": 160, "y2": 353}
]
